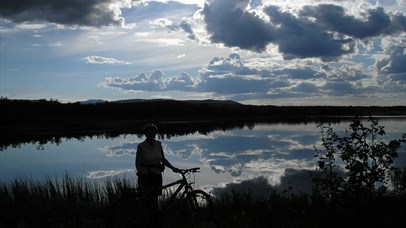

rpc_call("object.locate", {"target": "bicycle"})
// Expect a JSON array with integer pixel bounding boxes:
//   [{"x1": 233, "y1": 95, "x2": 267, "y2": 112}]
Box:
[{"x1": 112, "y1": 167, "x2": 214, "y2": 227}]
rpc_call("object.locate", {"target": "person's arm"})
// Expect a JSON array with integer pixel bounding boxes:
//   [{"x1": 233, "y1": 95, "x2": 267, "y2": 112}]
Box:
[
  {"x1": 162, "y1": 157, "x2": 180, "y2": 172},
  {"x1": 160, "y1": 145, "x2": 180, "y2": 172}
]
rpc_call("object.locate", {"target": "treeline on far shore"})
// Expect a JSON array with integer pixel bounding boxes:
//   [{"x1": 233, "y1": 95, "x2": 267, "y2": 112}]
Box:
[{"x1": 1, "y1": 97, "x2": 406, "y2": 132}]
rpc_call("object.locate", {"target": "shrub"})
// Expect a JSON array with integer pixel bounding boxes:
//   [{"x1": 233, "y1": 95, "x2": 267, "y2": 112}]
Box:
[{"x1": 313, "y1": 118, "x2": 406, "y2": 200}]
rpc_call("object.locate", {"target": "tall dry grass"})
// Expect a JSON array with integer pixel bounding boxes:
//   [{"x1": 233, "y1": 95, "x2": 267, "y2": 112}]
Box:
[
  {"x1": 1, "y1": 174, "x2": 405, "y2": 227},
  {"x1": 0, "y1": 174, "x2": 136, "y2": 227}
]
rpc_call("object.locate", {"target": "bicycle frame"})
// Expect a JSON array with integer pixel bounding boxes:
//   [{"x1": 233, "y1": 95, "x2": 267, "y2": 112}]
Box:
[
  {"x1": 159, "y1": 169, "x2": 196, "y2": 209},
  {"x1": 112, "y1": 167, "x2": 213, "y2": 226}
]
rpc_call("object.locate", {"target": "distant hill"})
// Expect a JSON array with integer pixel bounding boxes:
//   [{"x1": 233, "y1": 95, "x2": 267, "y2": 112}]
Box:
[
  {"x1": 79, "y1": 99, "x2": 107, "y2": 104},
  {"x1": 4, "y1": 97, "x2": 241, "y2": 106},
  {"x1": 184, "y1": 99, "x2": 242, "y2": 106},
  {"x1": 113, "y1": 98, "x2": 242, "y2": 106},
  {"x1": 113, "y1": 98, "x2": 165, "y2": 103}
]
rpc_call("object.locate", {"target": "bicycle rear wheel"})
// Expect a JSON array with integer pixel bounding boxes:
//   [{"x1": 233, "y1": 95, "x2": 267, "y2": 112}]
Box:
[{"x1": 185, "y1": 189, "x2": 214, "y2": 222}]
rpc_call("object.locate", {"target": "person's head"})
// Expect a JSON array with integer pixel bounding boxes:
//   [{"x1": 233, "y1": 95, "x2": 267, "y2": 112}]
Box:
[{"x1": 143, "y1": 123, "x2": 158, "y2": 140}]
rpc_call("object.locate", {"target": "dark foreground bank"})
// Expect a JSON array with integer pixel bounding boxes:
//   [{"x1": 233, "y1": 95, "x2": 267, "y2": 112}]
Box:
[{"x1": 1, "y1": 175, "x2": 405, "y2": 228}]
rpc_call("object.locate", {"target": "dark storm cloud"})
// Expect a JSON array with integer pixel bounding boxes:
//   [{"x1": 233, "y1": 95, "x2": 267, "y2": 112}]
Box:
[
  {"x1": 265, "y1": 5, "x2": 355, "y2": 61},
  {"x1": 202, "y1": 0, "x2": 276, "y2": 52},
  {"x1": 300, "y1": 4, "x2": 406, "y2": 38},
  {"x1": 389, "y1": 13, "x2": 406, "y2": 34},
  {"x1": 202, "y1": 0, "x2": 405, "y2": 61},
  {"x1": 0, "y1": 0, "x2": 126, "y2": 27}
]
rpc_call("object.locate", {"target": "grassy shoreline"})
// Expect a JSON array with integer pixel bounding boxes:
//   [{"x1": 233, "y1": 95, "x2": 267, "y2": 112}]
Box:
[{"x1": 1, "y1": 175, "x2": 405, "y2": 227}]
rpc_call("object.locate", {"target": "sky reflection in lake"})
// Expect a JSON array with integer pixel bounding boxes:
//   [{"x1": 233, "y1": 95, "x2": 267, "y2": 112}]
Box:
[{"x1": 1, "y1": 119, "x2": 405, "y2": 195}]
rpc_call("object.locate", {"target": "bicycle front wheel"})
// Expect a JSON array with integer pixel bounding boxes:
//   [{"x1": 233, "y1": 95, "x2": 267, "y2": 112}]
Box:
[{"x1": 185, "y1": 189, "x2": 214, "y2": 222}]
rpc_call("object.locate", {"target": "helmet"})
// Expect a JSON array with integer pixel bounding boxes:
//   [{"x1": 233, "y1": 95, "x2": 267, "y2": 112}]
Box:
[{"x1": 143, "y1": 123, "x2": 158, "y2": 132}]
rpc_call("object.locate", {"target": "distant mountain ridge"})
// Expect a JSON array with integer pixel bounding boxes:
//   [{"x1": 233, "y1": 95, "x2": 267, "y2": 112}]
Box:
[{"x1": 80, "y1": 98, "x2": 242, "y2": 106}]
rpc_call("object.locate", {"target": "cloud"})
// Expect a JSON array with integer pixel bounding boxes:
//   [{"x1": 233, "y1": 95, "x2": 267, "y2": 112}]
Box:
[
  {"x1": 100, "y1": 52, "x2": 404, "y2": 103},
  {"x1": 202, "y1": 0, "x2": 405, "y2": 61},
  {"x1": 197, "y1": 54, "x2": 271, "y2": 94},
  {"x1": 82, "y1": 55, "x2": 131, "y2": 65},
  {"x1": 150, "y1": 17, "x2": 198, "y2": 40},
  {"x1": 179, "y1": 20, "x2": 198, "y2": 40},
  {"x1": 264, "y1": 5, "x2": 355, "y2": 61},
  {"x1": 99, "y1": 142, "x2": 137, "y2": 157},
  {"x1": 212, "y1": 176, "x2": 272, "y2": 198},
  {"x1": 376, "y1": 37, "x2": 406, "y2": 82},
  {"x1": 165, "y1": 72, "x2": 201, "y2": 91},
  {"x1": 86, "y1": 169, "x2": 133, "y2": 179},
  {"x1": 212, "y1": 169, "x2": 315, "y2": 198},
  {"x1": 101, "y1": 70, "x2": 199, "y2": 92},
  {"x1": 150, "y1": 18, "x2": 177, "y2": 30},
  {"x1": 202, "y1": 0, "x2": 275, "y2": 52},
  {"x1": 300, "y1": 5, "x2": 405, "y2": 38},
  {"x1": 100, "y1": 128, "x2": 318, "y2": 180},
  {"x1": 211, "y1": 167, "x2": 348, "y2": 198},
  {"x1": 0, "y1": 0, "x2": 131, "y2": 27}
]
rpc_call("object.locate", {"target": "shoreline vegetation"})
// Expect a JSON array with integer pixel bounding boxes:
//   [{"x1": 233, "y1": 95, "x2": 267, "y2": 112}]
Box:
[
  {"x1": 1, "y1": 97, "x2": 406, "y2": 150},
  {"x1": 1, "y1": 173, "x2": 405, "y2": 227}
]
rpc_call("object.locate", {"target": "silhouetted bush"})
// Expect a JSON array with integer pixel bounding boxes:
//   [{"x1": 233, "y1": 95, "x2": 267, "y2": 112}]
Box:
[{"x1": 313, "y1": 118, "x2": 406, "y2": 202}]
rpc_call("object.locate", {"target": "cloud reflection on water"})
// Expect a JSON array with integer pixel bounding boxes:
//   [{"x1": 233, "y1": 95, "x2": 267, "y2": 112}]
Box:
[
  {"x1": 86, "y1": 169, "x2": 133, "y2": 179},
  {"x1": 99, "y1": 142, "x2": 137, "y2": 157},
  {"x1": 96, "y1": 125, "x2": 320, "y2": 189},
  {"x1": 94, "y1": 121, "x2": 405, "y2": 195}
]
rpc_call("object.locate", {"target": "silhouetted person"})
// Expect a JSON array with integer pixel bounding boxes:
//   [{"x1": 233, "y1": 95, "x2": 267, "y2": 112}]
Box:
[{"x1": 135, "y1": 124, "x2": 179, "y2": 224}]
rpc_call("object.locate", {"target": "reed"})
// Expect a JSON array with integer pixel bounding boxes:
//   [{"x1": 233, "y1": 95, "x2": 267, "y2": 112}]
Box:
[{"x1": 0, "y1": 174, "x2": 137, "y2": 227}]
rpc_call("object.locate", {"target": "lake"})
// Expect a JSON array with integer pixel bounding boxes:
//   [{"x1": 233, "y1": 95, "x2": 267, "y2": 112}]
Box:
[{"x1": 1, "y1": 118, "x2": 405, "y2": 195}]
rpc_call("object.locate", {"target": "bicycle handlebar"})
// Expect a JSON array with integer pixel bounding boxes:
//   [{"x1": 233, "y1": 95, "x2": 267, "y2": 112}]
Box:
[{"x1": 178, "y1": 167, "x2": 200, "y2": 175}]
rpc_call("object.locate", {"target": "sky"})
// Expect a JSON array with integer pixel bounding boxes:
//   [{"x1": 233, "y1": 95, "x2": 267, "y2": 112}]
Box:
[{"x1": 0, "y1": 0, "x2": 405, "y2": 106}]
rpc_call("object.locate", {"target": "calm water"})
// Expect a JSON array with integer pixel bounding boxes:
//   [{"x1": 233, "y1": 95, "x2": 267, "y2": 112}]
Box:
[{"x1": 1, "y1": 118, "x2": 405, "y2": 195}]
